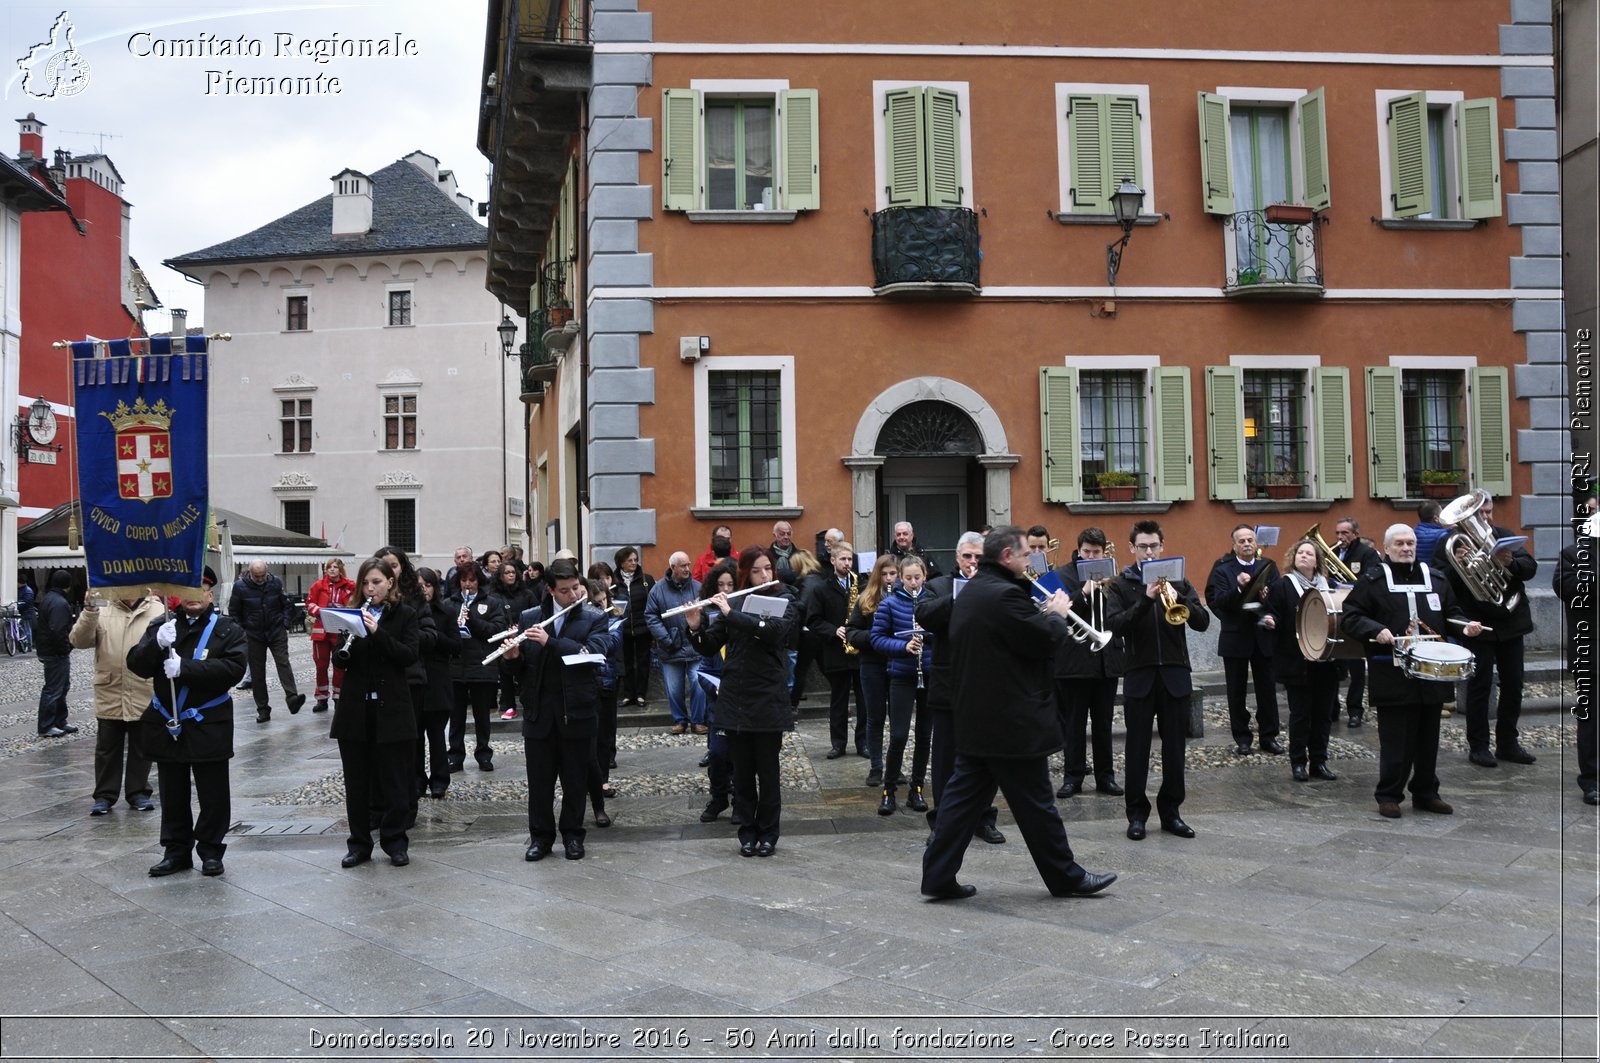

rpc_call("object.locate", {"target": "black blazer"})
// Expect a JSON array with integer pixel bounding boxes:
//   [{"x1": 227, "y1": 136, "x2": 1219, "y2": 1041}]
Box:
[
  {"x1": 1430, "y1": 521, "x2": 1537, "y2": 641},
  {"x1": 330, "y1": 603, "x2": 421, "y2": 744},
  {"x1": 1263, "y1": 574, "x2": 1340, "y2": 687},
  {"x1": 915, "y1": 576, "x2": 958, "y2": 713},
  {"x1": 1205, "y1": 553, "x2": 1276, "y2": 658},
  {"x1": 803, "y1": 571, "x2": 861, "y2": 673},
  {"x1": 1103, "y1": 565, "x2": 1209, "y2": 699},
  {"x1": 1050, "y1": 563, "x2": 1125, "y2": 679},
  {"x1": 420, "y1": 597, "x2": 462, "y2": 713},
  {"x1": 447, "y1": 591, "x2": 506, "y2": 684},
  {"x1": 514, "y1": 601, "x2": 609, "y2": 740},
  {"x1": 691, "y1": 587, "x2": 797, "y2": 734}
]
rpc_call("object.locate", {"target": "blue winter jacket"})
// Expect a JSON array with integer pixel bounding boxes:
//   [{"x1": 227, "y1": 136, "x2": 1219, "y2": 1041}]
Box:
[{"x1": 869, "y1": 584, "x2": 933, "y2": 680}]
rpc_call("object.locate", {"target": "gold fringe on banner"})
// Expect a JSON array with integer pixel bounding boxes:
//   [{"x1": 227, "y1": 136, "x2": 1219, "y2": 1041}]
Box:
[{"x1": 67, "y1": 513, "x2": 80, "y2": 550}]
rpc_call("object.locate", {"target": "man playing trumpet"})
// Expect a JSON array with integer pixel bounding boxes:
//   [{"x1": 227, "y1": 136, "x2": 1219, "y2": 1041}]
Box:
[{"x1": 1051, "y1": 527, "x2": 1124, "y2": 799}]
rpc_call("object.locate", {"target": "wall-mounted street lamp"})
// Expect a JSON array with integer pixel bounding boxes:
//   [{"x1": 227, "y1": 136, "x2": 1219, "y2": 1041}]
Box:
[
  {"x1": 1105, "y1": 178, "x2": 1146, "y2": 287},
  {"x1": 497, "y1": 311, "x2": 518, "y2": 356}
]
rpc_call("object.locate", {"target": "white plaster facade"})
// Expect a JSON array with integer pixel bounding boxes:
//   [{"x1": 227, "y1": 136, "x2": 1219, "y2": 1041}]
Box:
[{"x1": 0, "y1": 198, "x2": 22, "y2": 602}]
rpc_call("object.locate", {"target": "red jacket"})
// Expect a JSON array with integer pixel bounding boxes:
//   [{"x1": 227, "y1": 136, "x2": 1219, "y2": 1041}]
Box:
[{"x1": 305, "y1": 575, "x2": 357, "y2": 641}]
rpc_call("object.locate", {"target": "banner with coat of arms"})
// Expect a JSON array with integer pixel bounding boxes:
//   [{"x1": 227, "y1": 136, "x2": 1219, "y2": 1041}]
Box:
[{"x1": 71, "y1": 337, "x2": 210, "y2": 599}]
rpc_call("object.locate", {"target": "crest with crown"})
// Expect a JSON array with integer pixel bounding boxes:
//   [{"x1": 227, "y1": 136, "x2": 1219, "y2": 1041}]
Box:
[{"x1": 99, "y1": 397, "x2": 175, "y2": 431}]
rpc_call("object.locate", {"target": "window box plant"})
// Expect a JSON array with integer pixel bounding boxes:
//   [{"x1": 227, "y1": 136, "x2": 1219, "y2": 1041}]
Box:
[
  {"x1": 1265, "y1": 203, "x2": 1316, "y2": 225},
  {"x1": 1261, "y1": 471, "x2": 1303, "y2": 500},
  {"x1": 1096, "y1": 470, "x2": 1139, "y2": 502},
  {"x1": 1420, "y1": 469, "x2": 1462, "y2": 500}
]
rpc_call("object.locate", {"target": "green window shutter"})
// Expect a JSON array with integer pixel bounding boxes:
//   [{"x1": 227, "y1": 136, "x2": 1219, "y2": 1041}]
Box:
[
  {"x1": 777, "y1": 89, "x2": 820, "y2": 211},
  {"x1": 884, "y1": 87, "x2": 927, "y2": 207},
  {"x1": 1299, "y1": 87, "x2": 1331, "y2": 211},
  {"x1": 1040, "y1": 367, "x2": 1082, "y2": 504},
  {"x1": 1469, "y1": 366, "x2": 1512, "y2": 496},
  {"x1": 1457, "y1": 97, "x2": 1502, "y2": 220},
  {"x1": 1197, "y1": 91, "x2": 1233, "y2": 215},
  {"x1": 1365, "y1": 367, "x2": 1406, "y2": 498},
  {"x1": 1313, "y1": 367, "x2": 1353, "y2": 499},
  {"x1": 924, "y1": 87, "x2": 963, "y2": 208},
  {"x1": 1205, "y1": 366, "x2": 1247, "y2": 500},
  {"x1": 1387, "y1": 91, "x2": 1431, "y2": 219},
  {"x1": 1067, "y1": 94, "x2": 1106, "y2": 211},
  {"x1": 1106, "y1": 95, "x2": 1143, "y2": 196},
  {"x1": 662, "y1": 88, "x2": 702, "y2": 211},
  {"x1": 1151, "y1": 366, "x2": 1194, "y2": 501}
]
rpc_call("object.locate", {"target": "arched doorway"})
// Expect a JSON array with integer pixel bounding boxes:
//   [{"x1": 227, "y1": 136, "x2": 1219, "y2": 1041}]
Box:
[{"x1": 845, "y1": 377, "x2": 1018, "y2": 571}]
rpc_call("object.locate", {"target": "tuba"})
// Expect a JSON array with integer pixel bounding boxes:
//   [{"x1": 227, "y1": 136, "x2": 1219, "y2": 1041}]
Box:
[{"x1": 1439, "y1": 489, "x2": 1521, "y2": 610}]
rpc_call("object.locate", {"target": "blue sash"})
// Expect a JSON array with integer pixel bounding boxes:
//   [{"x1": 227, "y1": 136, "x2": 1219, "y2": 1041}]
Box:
[{"x1": 151, "y1": 614, "x2": 229, "y2": 739}]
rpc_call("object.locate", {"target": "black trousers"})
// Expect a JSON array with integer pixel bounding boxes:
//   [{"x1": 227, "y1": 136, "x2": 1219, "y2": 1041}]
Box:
[
  {"x1": 1578, "y1": 706, "x2": 1598, "y2": 797},
  {"x1": 1123, "y1": 685, "x2": 1188, "y2": 824},
  {"x1": 497, "y1": 659, "x2": 520, "y2": 711},
  {"x1": 1224, "y1": 651, "x2": 1280, "y2": 746},
  {"x1": 1057, "y1": 676, "x2": 1117, "y2": 786},
  {"x1": 926, "y1": 708, "x2": 997, "y2": 835},
  {"x1": 1285, "y1": 683, "x2": 1334, "y2": 767},
  {"x1": 1340, "y1": 658, "x2": 1367, "y2": 721},
  {"x1": 728, "y1": 730, "x2": 783, "y2": 846},
  {"x1": 884, "y1": 675, "x2": 930, "y2": 791},
  {"x1": 93, "y1": 718, "x2": 152, "y2": 804},
  {"x1": 449, "y1": 680, "x2": 496, "y2": 764},
  {"x1": 1374, "y1": 700, "x2": 1442, "y2": 804},
  {"x1": 595, "y1": 690, "x2": 618, "y2": 784},
  {"x1": 706, "y1": 723, "x2": 733, "y2": 801},
  {"x1": 339, "y1": 736, "x2": 413, "y2": 856},
  {"x1": 1464, "y1": 636, "x2": 1525, "y2": 754},
  {"x1": 791, "y1": 633, "x2": 817, "y2": 708},
  {"x1": 413, "y1": 685, "x2": 449, "y2": 794},
  {"x1": 620, "y1": 630, "x2": 653, "y2": 703},
  {"x1": 824, "y1": 669, "x2": 855, "y2": 752},
  {"x1": 156, "y1": 760, "x2": 230, "y2": 861},
  {"x1": 524, "y1": 727, "x2": 591, "y2": 845},
  {"x1": 922, "y1": 753, "x2": 1084, "y2": 895}
]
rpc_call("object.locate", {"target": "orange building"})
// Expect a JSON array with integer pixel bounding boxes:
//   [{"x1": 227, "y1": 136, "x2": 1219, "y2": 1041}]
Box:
[{"x1": 479, "y1": 1, "x2": 1563, "y2": 648}]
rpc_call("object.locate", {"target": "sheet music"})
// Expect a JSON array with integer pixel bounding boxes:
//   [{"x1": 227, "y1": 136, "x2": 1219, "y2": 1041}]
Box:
[
  {"x1": 739, "y1": 594, "x2": 788, "y2": 618},
  {"x1": 561, "y1": 653, "x2": 606, "y2": 666},
  {"x1": 319, "y1": 608, "x2": 368, "y2": 639},
  {"x1": 1139, "y1": 557, "x2": 1185, "y2": 585},
  {"x1": 1075, "y1": 558, "x2": 1116, "y2": 582},
  {"x1": 1254, "y1": 525, "x2": 1281, "y2": 548}
]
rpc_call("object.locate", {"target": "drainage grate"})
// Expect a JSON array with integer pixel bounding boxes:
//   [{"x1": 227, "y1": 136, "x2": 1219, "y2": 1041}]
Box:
[{"x1": 228, "y1": 819, "x2": 340, "y2": 836}]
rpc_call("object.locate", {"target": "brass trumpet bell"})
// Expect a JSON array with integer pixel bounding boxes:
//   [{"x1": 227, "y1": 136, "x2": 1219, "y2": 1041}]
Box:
[{"x1": 1157, "y1": 578, "x2": 1189, "y2": 626}]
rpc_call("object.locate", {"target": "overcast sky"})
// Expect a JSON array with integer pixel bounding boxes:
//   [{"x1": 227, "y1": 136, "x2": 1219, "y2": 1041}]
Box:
[{"x1": 2, "y1": 0, "x2": 490, "y2": 331}]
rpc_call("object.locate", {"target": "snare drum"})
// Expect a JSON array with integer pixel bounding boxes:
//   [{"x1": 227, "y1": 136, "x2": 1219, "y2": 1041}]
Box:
[
  {"x1": 1399, "y1": 640, "x2": 1475, "y2": 682},
  {"x1": 1295, "y1": 587, "x2": 1361, "y2": 662}
]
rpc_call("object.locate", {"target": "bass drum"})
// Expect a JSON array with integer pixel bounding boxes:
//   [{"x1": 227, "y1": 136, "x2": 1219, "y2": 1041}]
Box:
[{"x1": 1295, "y1": 587, "x2": 1362, "y2": 662}]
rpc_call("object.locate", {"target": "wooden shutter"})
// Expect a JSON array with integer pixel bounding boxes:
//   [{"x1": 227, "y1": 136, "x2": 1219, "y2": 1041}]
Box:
[
  {"x1": 1066, "y1": 94, "x2": 1106, "y2": 211},
  {"x1": 1205, "y1": 366, "x2": 1247, "y2": 500},
  {"x1": 1457, "y1": 97, "x2": 1502, "y2": 220},
  {"x1": 1365, "y1": 367, "x2": 1406, "y2": 499},
  {"x1": 1313, "y1": 367, "x2": 1353, "y2": 499},
  {"x1": 778, "y1": 89, "x2": 820, "y2": 211},
  {"x1": 1298, "y1": 87, "x2": 1331, "y2": 211},
  {"x1": 884, "y1": 87, "x2": 926, "y2": 207},
  {"x1": 662, "y1": 88, "x2": 702, "y2": 211},
  {"x1": 1198, "y1": 91, "x2": 1233, "y2": 215},
  {"x1": 1387, "y1": 91, "x2": 1431, "y2": 219},
  {"x1": 1469, "y1": 366, "x2": 1512, "y2": 497},
  {"x1": 1151, "y1": 366, "x2": 1195, "y2": 501},
  {"x1": 1040, "y1": 367, "x2": 1082, "y2": 504},
  {"x1": 924, "y1": 87, "x2": 963, "y2": 208}
]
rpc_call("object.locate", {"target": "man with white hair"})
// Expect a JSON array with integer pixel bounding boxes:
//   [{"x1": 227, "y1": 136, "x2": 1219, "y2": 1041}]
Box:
[
  {"x1": 444, "y1": 545, "x2": 474, "y2": 597},
  {"x1": 1342, "y1": 524, "x2": 1482, "y2": 819},
  {"x1": 888, "y1": 521, "x2": 942, "y2": 579},
  {"x1": 770, "y1": 521, "x2": 797, "y2": 583},
  {"x1": 645, "y1": 551, "x2": 706, "y2": 735}
]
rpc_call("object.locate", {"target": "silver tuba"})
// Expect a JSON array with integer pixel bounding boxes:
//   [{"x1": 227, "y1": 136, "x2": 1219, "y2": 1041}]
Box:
[{"x1": 1439, "y1": 489, "x2": 1521, "y2": 610}]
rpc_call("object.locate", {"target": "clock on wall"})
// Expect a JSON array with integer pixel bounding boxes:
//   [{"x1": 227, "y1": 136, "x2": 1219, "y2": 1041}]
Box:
[{"x1": 26, "y1": 398, "x2": 57, "y2": 445}]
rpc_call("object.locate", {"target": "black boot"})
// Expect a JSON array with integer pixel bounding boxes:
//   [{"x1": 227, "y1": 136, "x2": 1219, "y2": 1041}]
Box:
[
  {"x1": 700, "y1": 796, "x2": 728, "y2": 823},
  {"x1": 878, "y1": 788, "x2": 897, "y2": 816},
  {"x1": 906, "y1": 784, "x2": 928, "y2": 813}
]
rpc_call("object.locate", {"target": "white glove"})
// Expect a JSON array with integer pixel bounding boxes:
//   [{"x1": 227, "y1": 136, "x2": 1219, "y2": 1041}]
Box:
[
  {"x1": 163, "y1": 652, "x2": 182, "y2": 679},
  {"x1": 156, "y1": 619, "x2": 179, "y2": 650}
]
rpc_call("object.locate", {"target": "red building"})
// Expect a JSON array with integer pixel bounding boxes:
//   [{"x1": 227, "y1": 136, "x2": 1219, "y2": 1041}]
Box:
[{"x1": 14, "y1": 114, "x2": 150, "y2": 526}]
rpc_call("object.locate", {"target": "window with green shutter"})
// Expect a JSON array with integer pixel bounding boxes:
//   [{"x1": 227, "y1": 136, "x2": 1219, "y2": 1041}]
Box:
[
  {"x1": 1243, "y1": 370, "x2": 1308, "y2": 497},
  {"x1": 1066, "y1": 93, "x2": 1144, "y2": 214},
  {"x1": 1040, "y1": 367, "x2": 1081, "y2": 504},
  {"x1": 1365, "y1": 367, "x2": 1405, "y2": 499},
  {"x1": 1313, "y1": 367, "x2": 1353, "y2": 499},
  {"x1": 662, "y1": 87, "x2": 822, "y2": 212},
  {"x1": 882, "y1": 85, "x2": 967, "y2": 209},
  {"x1": 1150, "y1": 367, "x2": 1194, "y2": 502},
  {"x1": 1383, "y1": 93, "x2": 1500, "y2": 221},
  {"x1": 1468, "y1": 366, "x2": 1511, "y2": 496},
  {"x1": 1205, "y1": 366, "x2": 1247, "y2": 500}
]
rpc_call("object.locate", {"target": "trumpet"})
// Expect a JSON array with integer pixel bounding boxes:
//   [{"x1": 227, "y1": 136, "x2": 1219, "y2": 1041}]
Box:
[
  {"x1": 1029, "y1": 578, "x2": 1113, "y2": 651},
  {"x1": 1157, "y1": 578, "x2": 1189, "y2": 626}
]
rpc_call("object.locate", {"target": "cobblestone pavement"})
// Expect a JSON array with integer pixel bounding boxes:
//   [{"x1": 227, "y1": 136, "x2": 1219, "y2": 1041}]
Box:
[{"x1": 0, "y1": 635, "x2": 1595, "y2": 1062}]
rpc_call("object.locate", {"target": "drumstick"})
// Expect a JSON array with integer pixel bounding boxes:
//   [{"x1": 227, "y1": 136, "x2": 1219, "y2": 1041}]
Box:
[{"x1": 1446, "y1": 618, "x2": 1492, "y2": 632}]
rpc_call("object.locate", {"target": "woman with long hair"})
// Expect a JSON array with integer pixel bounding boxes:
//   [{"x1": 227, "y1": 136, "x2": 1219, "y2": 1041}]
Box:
[
  {"x1": 377, "y1": 546, "x2": 434, "y2": 828},
  {"x1": 331, "y1": 557, "x2": 421, "y2": 868},
  {"x1": 686, "y1": 545, "x2": 795, "y2": 856},
  {"x1": 415, "y1": 567, "x2": 461, "y2": 799},
  {"x1": 787, "y1": 548, "x2": 823, "y2": 708},
  {"x1": 848, "y1": 554, "x2": 899, "y2": 788},
  {"x1": 1263, "y1": 539, "x2": 1341, "y2": 783},
  {"x1": 612, "y1": 546, "x2": 655, "y2": 709},
  {"x1": 695, "y1": 559, "x2": 739, "y2": 823},
  {"x1": 445, "y1": 560, "x2": 505, "y2": 772},
  {"x1": 304, "y1": 558, "x2": 357, "y2": 712},
  {"x1": 870, "y1": 554, "x2": 933, "y2": 815},
  {"x1": 494, "y1": 562, "x2": 535, "y2": 721}
]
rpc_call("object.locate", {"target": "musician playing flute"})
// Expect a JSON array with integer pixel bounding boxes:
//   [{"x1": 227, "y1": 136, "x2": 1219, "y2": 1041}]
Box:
[
  {"x1": 1261, "y1": 540, "x2": 1341, "y2": 783},
  {"x1": 1341, "y1": 525, "x2": 1482, "y2": 819},
  {"x1": 1205, "y1": 524, "x2": 1283, "y2": 756}
]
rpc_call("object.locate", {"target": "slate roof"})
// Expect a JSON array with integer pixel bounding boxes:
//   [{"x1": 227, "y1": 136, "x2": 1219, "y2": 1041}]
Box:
[{"x1": 166, "y1": 157, "x2": 486, "y2": 270}]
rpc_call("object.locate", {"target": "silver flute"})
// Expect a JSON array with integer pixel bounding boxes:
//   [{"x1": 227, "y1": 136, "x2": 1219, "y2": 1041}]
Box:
[
  {"x1": 481, "y1": 598, "x2": 584, "y2": 664},
  {"x1": 658, "y1": 579, "x2": 779, "y2": 618}
]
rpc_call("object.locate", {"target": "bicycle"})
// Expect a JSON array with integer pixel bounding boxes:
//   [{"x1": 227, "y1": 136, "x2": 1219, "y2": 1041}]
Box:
[{"x1": 0, "y1": 604, "x2": 20, "y2": 656}]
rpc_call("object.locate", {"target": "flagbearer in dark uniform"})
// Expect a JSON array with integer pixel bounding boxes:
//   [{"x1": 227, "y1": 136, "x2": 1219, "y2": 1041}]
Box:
[{"x1": 127, "y1": 567, "x2": 247, "y2": 878}]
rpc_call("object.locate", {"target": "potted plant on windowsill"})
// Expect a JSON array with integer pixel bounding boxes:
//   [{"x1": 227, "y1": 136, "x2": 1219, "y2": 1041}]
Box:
[
  {"x1": 1261, "y1": 471, "x2": 1303, "y2": 500},
  {"x1": 1420, "y1": 469, "x2": 1463, "y2": 500},
  {"x1": 1265, "y1": 203, "x2": 1316, "y2": 225},
  {"x1": 1096, "y1": 470, "x2": 1139, "y2": 502}
]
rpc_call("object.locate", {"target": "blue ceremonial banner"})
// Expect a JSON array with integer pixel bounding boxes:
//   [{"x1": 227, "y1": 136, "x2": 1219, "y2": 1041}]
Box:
[{"x1": 71, "y1": 337, "x2": 210, "y2": 599}]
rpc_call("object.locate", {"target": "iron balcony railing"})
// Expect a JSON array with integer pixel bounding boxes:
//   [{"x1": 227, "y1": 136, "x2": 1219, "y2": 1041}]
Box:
[
  {"x1": 1223, "y1": 208, "x2": 1324, "y2": 293},
  {"x1": 870, "y1": 207, "x2": 981, "y2": 292}
]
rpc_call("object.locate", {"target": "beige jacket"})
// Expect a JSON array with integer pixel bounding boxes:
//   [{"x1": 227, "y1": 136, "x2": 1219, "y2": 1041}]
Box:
[{"x1": 69, "y1": 596, "x2": 167, "y2": 721}]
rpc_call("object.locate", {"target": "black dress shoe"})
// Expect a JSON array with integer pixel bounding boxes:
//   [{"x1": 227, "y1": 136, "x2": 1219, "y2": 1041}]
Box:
[
  {"x1": 826, "y1": 746, "x2": 845, "y2": 760},
  {"x1": 865, "y1": 769, "x2": 883, "y2": 788},
  {"x1": 975, "y1": 824, "x2": 1006, "y2": 845},
  {"x1": 1126, "y1": 819, "x2": 1147, "y2": 841},
  {"x1": 906, "y1": 787, "x2": 928, "y2": 813},
  {"x1": 429, "y1": 786, "x2": 448, "y2": 799},
  {"x1": 1261, "y1": 738, "x2": 1286, "y2": 755},
  {"x1": 148, "y1": 854, "x2": 193, "y2": 877},
  {"x1": 1347, "y1": 715, "x2": 1362, "y2": 728},
  {"x1": 477, "y1": 758, "x2": 494, "y2": 772},
  {"x1": 739, "y1": 840, "x2": 757, "y2": 857},
  {"x1": 313, "y1": 699, "x2": 329, "y2": 713},
  {"x1": 855, "y1": 745, "x2": 868, "y2": 758},
  {"x1": 1056, "y1": 780, "x2": 1080, "y2": 799},
  {"x1": 924, "y1": 881, "x2": 977, "y2": 900},
  {"x1": 1161, "y1": 817, "x2": 1196, "y2": 838},
  {"x1": 1496, "y1": 745, "x2": 1537, "y2": 765},
  {"x1": 1292, "y1": 764, "x2": 1310, "y2": 782},
  {"x1": 700, "y1": 797, "x2": 728, "y2": 823},
  {"x1": 1585, "y1": 790, "x2": 1600, "y2": 806},
  {"x1": 1053, "y1": 870, "x2": 1117, "y2": 897},
  {"x1": 755, "y1": 841, "x2": 775, "y2": 857},
  {"x1": 1233, "y1": 742, "x2": 1252, "y2": 756},
  {"x1": 447, "y1": 760, "x2": 464, "y2": 774},
  {"x1": 132, "y1": 796, "x2": 156, "y2": 812},
  {"x1": 1095, "y1": 778, "x2": 1124, "y2": 796},
  {"x1": 697, "y1": 753, "x2": 711, "y2": 768},
  {"x1": 1468, "y1": 749, "x2": 1499, "y2": 768},
  {"x1": 1310, "y1": 763, "x2": 1339, "y2": 781},
  {"x1": 287, "y1": 693, "x2": 306, "y2": 715},
  {"x1": 200, "y1": 858, "x2": 225, "y2": 877},
  {"x1": 564, "y1": 838, "x2": 584, "y2": 860},
  {"x1": 593, "y1": 810, "x2": 612, "y2": 828},
  {"x1": 256, "y1": 709, "x2": 271, "y2": 723},
  {"x1": 389, "y1": 851, "x2": 409, "y2": 867},
  {"x1": 340, "y1": 850, "x2": 372, "y2": 868},
  {"x1": 525, "y1": 841, "x2": 550, "y2": 862}
]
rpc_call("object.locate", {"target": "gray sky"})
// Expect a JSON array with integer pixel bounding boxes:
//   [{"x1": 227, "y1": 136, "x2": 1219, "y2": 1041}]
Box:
[{"x1": 2, "y1": 0, "x2": 491, "y2": 330}]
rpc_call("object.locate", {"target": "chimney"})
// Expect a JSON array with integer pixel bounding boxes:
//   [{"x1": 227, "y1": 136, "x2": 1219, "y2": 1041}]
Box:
[
  {"x1": 169, "y1": 309, "x2": 187, "y2": 340},
  {"x1": 329, "y1": 168, "x2": 372, "y2": 236},
  {"x1": 17, "y1": 113, "x2": 45, "y2": 159}
]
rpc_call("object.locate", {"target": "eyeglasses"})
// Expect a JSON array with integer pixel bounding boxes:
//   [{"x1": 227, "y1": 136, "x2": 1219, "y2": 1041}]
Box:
[{"x1": 1132, "y1": 542, "x2": 1162, "y2": 552}]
